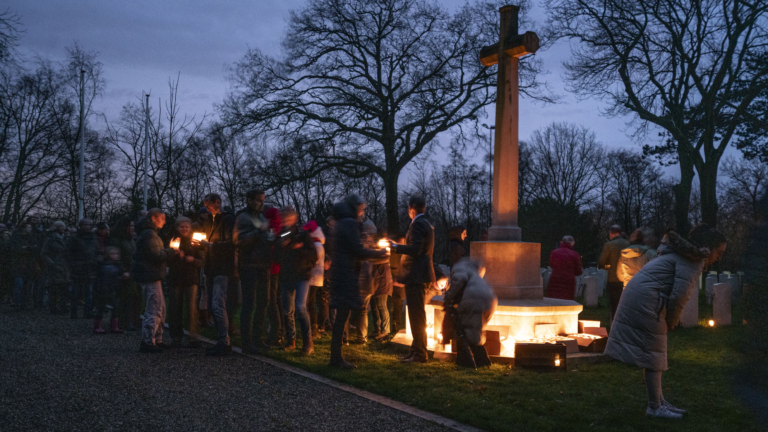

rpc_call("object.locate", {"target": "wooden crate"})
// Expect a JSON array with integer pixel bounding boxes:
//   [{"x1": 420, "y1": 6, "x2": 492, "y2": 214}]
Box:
[{"x1": 514, "y1": 343, "x2": 567, "y2": 371}]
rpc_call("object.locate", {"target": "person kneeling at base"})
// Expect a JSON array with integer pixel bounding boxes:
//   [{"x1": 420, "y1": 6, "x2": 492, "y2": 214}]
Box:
[{"x1": 442, "y1": 258, "x2": 497, "y2": 368}]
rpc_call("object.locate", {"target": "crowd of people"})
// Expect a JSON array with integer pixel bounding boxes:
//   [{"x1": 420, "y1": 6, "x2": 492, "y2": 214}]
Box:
[{"x1": 0, "y1": 191, "x2": 451, "y2": 369}]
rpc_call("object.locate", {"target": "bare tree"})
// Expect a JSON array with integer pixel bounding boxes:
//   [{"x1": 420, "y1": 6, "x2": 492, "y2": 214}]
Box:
[
  {"x1": 221, "y1": 0, "x2": 550, "y2": 232},
  {"x1": 0, "y1": 62, "x2": 67, "y2": 223},
  {"x1": 0, "y1": 8, "x2": 21, "y2": 65},
  {"x1": 522, "y1": 122, "x2": 603, "y2": 208},
  {"x1": 545, "y1": 0, "x2": 768, "y2": 233},
  {"x1": 605, "y1": 149, "x2": 663, "y2": 232}
]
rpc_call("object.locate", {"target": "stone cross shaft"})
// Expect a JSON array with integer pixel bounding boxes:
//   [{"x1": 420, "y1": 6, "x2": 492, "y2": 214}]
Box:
[{"x1": 480, "y1": 5, "x2": 539, "y2": 241}]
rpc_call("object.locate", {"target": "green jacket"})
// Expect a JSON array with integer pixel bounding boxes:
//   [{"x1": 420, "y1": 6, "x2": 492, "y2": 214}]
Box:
[{"x1": 598, "y1": 237, "x2": 630, "y2": 283}]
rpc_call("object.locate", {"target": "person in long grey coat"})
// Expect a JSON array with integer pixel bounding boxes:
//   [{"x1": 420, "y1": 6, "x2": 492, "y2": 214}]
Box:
[{"x1": 605, "y1": 224, "x2": 726, "y2": 419}]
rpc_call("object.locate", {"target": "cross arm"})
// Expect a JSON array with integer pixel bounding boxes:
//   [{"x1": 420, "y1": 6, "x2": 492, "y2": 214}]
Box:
[{"x1": 479, "y1": 31, "x2": 540, "y2": 66}]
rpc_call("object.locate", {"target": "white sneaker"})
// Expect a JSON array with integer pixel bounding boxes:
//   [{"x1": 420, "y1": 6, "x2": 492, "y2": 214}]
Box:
[
  {"x1": 662, "y1": 398, "x2": 687, "y2": 415},
  {"x1": 646, "y1": 405, "x2": 683, "y2": 419}
]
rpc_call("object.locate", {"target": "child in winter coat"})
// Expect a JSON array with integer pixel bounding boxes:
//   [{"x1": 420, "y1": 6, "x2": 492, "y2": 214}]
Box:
[{"x1": 93, "y1": 246, "x2": 127, "y2": 334}]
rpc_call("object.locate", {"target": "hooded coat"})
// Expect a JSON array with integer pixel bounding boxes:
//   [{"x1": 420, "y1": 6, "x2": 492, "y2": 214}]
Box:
[
  {"x1": 41, "y1": 231, "x2": 70, "y2": 285},
  {"x1": 547, "y1": 241, "x2": 583, "y2": 300},
  {"x1": 130, "y1": 218, "x2": 176, "y2": 284},
  {"x1": 599, "y1": 237, "x2": 631, "y2": 283},
  {"x1": 617, "y1": 244, "x2": 656, "y2": 286},
  {"x1": 448, "y1": 226, "x2": 466, "y2": 268},
  {"x1": 605, "y1": 232, "x2": 708, "y2": 371},
  {"x1": 329, "y1": 201, "x2": 387, "y2": 309},
  {"x1": 444, "y1": 259, "x2": 498, "y2": 346}
]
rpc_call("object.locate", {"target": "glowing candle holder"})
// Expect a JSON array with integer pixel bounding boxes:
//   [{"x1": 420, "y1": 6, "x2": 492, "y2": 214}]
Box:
[
  {"x1": 377, "y1": 239, "x2": 390, "y2": 251},
  {"x1": 170, "y1": 239, "x2": 180, "y2": 249},
  {"x1": 708, "y1": 319, "x2": 715, "y2": 327},
  {"x1": 192, "y1": 233, "x2": 206, "y2": 242}
]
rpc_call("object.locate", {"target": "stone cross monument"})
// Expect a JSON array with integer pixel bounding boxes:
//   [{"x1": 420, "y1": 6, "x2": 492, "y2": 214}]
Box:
[{"x1": 471, "y1": 5, "x2": 545, "y2": 301}]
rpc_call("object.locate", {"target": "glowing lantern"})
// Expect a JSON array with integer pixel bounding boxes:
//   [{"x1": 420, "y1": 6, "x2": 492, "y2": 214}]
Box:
[
  {"x1": 192, "y1": 233, "x2": 207, "y2": 242},
  {"x1": 708, "y1": 319, "x2": 715, "y2": 327}
]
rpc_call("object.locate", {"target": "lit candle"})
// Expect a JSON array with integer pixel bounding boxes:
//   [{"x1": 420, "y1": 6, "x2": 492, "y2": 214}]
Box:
[
  {"x1": 555, "y1": 359, "x2": 560, "y2": 367},
  {"x1": 708, "y1": 319, "x2": 715, "y2": 327},
  {"x1": 192, "y1": 233, "x2": 206, "y2": 241},
  {"x1": 377, "y1": 239, "x2": 390, "y2": 251},
  {"x1": 170, "y1": 238, "x2": 180, "y2": 249}
]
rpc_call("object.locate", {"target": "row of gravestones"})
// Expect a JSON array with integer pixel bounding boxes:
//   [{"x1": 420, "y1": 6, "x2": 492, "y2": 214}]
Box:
[
  {"x1": 680, "y1": 271, "x2": 744, "y2": 327},
  {"x1": 540, "y1": 267, "x2": 607, "y2": 308}
]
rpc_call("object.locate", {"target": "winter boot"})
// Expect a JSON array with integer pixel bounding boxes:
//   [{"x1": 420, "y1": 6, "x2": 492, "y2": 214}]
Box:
[
  {"x1": 93, "y1": 318, "x2": 106, "y2": 334},
  {"x1": 110, "y1": 318, "x2": 124, "y2": 334},
  {"x1": 282, "y1": 339, "x2": 296, "y2": 351},
  {"x1": 301, "y1": 338, "x2": 314, "y2": 356},
  {"x1": 139, "y1": 341, "x2": 163, "y2": 353},
  {"x1": 470, "y1": 344, "x2": 492, "y2": 367}
]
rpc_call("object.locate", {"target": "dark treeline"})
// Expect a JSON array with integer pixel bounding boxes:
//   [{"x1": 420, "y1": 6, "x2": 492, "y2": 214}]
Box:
[{"x1": 2, "y1": 1, "x2": 767, "y2": 273}]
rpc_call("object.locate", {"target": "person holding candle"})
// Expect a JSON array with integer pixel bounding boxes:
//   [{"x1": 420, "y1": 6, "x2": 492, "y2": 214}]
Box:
[
  {"x1": 167, "y1": 216, "x2": 204, "y2": 348},
  {"x1": 198, "y1": 193, "x2": 237, "y2": 357},
  {"x1": 388, "y1": 195, "x2": 447, "y2": 364},
  {"x1": 131, "y1": 208, "x2": 178, "y2": 353},
  {"x1": 328, "y1": 194, "x2": 388, "y2": 369},
  {"x1": 234, "y1": 190, "x2": 273, "y2": 354},
  {"x1": 605, "y1": 224, "x2": 726, "y2": 419}
]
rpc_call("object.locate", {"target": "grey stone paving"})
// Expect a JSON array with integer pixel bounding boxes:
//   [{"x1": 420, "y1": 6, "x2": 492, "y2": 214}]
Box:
[{"x1": 0, "y1": 307, "x2": 451, "y2": 432}]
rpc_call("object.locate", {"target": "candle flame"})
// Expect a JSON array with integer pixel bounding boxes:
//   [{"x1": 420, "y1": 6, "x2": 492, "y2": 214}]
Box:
[
  {"x1": 192, "y1": 233, "x2": 206, "y2": 241},
  {"x1": 708, "y1": 319, "x2": 715, "y2": 327},
  {"x1": 170, "y1": 239, "x2": 180, "y2": 249},
  {"x1": 377, "y1": 239, "x2": 390, "y2": 251}
]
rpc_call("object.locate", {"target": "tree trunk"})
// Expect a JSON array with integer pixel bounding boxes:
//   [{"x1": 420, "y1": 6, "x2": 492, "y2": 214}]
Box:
[
  {"x1": 698, "y1": 160, "x2": 719, "y2": 227},
  {"x1": 673, "y1": 149, "x2": 694, "y2": 237},
  {"x1": 384, "y1": 170, "x2": 400, "y2": 237}
]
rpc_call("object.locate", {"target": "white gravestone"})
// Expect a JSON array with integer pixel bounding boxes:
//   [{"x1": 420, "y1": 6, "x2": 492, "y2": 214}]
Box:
[
  {"x1": 680, "y1": 284, "x2": 699, "y2": 328},
  {"x1": 542, "y1": 268, "x2": 551, "y2": 291},
  {"x1": 584, "y1": 276, "x2": 599, "y2": 308},
  {"x1": 597, "y1": 269, "x2": 607, "y2": 297},
  {"x1": 728, "y1": 274, "x2": 740, "y2": 299},
  {"x1": 713, "y1": 283, "x2": 732, "y2": 326},
  {"x1": 705, "y1": 275, "x2": 718, "y2": 305}
]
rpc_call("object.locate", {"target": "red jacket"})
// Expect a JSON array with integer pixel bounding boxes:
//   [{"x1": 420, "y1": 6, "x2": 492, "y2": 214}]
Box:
[{"x1": 547, "y1": 242, "x2": 583, "y2": 300}]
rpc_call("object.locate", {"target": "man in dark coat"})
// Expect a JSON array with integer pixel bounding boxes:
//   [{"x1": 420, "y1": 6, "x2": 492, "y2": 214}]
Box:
[
  {"x1": 599, "y1": 225, "x2": 631, "y2": 322},
  {"x1": 328, "y1": 194, "x2": 388, "y2": 369},
  {"x1": 131, "y1": 209, "x2": 178, "y2": 353},
  {"x1": 198, "y1": 193, "x2": 237, "y2": 356},
  {"x1": 547, "y1": 236, "x2": 583, "y2": 300},
  {"x1": 66, "y1": 218, "x2": 98, "y2": 318},
  {"x1": 390, "y1": 195, "x2": 447, "y2": 363},
  {"x1": 234, "y1": 189, "x2": 272, "y2": 354}
]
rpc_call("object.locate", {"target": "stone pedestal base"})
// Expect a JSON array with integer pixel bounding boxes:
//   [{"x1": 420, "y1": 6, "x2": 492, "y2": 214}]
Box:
[
  {"x1": 470, "y1": 241, "x2": 542, "y2": 300},
  {"x1": 489, "y1": 298, "x2": 583, "y2": 340}
]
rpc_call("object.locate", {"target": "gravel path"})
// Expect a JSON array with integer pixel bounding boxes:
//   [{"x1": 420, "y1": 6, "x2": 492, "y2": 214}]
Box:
[{"x1": 0, "y1": 307, "x2": 451, "y2": 432}]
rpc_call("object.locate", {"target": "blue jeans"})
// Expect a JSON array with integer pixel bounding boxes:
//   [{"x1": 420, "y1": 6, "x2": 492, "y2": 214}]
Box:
[
  {"x1": 371, "y1": 294, "x2": 390, "y2": 336},
  {"x1": 281, "y1": 280, "x2": 311, "y2": 343}
]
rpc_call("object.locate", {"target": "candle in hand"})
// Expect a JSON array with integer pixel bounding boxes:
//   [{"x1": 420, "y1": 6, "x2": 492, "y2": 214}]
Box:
[
  {"x1": 377, "y1": 239, "x2": 390, "y2": 251},
  {"x1": 192, "y1": 233, "x2": 206, "y2": 242},
  {"x1": 170, "y1": 238, "x2": 180, "y2": 249}
]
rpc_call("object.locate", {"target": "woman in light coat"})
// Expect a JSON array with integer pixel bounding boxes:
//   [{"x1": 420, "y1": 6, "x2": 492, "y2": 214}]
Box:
[{"x1": 605, "y1": 224, "x2": 726, "y2": 419}]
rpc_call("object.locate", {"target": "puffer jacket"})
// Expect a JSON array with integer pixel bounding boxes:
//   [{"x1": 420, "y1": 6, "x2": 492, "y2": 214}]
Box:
[
  {"x1": 605, "y1": 232, "x2": 708, "y2": 371},
  {"x1": 617, "y1": 244, "x2": 656, "y2": 286},
  {"x1": 130, "y1": 218, "x2": 176, "y2": 284},
  {"x1": 329, "y1": 201, "x2": 387, "y2": 309},
  {"x1": 444, "y1": 258, "x2": 498, "y2": 346},
  {"x1": 66, "y1": 230, "x2": 98, "y2": 281},
  {"x1": 41, "y1": 231, "x2": 70, "y2": 285},
  {"x1": 547, "y1": 241, "x2": 583, "y2": 300}
]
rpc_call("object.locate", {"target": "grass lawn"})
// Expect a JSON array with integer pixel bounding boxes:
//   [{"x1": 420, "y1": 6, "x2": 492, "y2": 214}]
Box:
[{"x1": 198, "y1": 295, "x2": 762, "y2": 432}]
